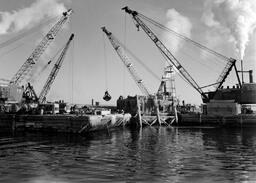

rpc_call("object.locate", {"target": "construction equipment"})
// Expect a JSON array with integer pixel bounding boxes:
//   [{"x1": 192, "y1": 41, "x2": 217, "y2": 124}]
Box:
[
  {"x1": 213, "y1": 58, "x2": 241, "y2": 89},
  {"x1": 23, "y1": 82, "x2": 38, "y2": 103},
  {"x1": 102, "y1": 26, "x2": 150, "y2": 96},
  {"x1": 38, "y1": 33, "x2": 74, "y2": 104},
  {"x1": 102, "y1": 27, "x2": 178, "y2": 124},
  {"x1": 102, "y1": 26, "x2": 176, "y2": 103},
  {"x1": 122, "y1": 6, "x2": 241, "y2": 103},
  {"x1": 10, "y1": 9, "x2": 73, "y2": 85},
  {"x1": 103, "y1": 91, "x2": 111, "y2": 101},
  {"x1": 12, "y1": 34, "x2": 74, "y2": 114}
]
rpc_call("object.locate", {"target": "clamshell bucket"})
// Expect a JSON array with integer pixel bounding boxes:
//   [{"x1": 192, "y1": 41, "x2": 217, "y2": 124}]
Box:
[{"x1": 103, "y1": 91, "x2": 111, "y2": 101}]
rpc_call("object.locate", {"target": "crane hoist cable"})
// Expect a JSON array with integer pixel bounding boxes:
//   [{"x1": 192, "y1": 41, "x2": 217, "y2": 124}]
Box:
[
  {"x1": 117, "y1": 40, "x2": 161, "y2": 82},
  {"x1": 123, "y1": 12, "x2": 127, "y2": 96},
  {"x1": 102, "y1": 32, "x2": 111, "y2": 101},
  {"x1": 29, "y1": 44, "x2": 66, "y2": 84},
  {"x1": 122, "y1": 6, "x2": 242, "y2": 102},
  {"x1": 132, "y1": 11, "x2": 226, "y2": 80},
  {"x1": 24, "y1": 36, "x2": 74, "y2": 103},
  {"x1": 70, "y1": 31, "x2": 75, "y2": 103},
  {"x1": 173, "y1": 41, "x2": 223, "y2": 74},
  {"x1": 70, "y1": 12, "x2": 75, "y2": 103},
  {"x1": 0, "y1": 43, "x2": 25, "y2": 62},
  {"x1": 118, "y1": 13, "x2": 161, "y2": 82},
  {"x1": 137, "y1": 10, "x2": 242, "y2": 90},
  {"x1": 102, "y1": 26, "x2": 150, "y2": 96},
  {"x1": 10, "y1": 9, "x2": 73, "y2": 85},
  {"x1": 38, "y1": 33, "x2": 74, "y2": 104},
  {"x1": 102, "y1": 33, "x2": 109, "y2": 90},
  {"x1": 0, "y1": 16, "x2": 58, "y2": 51},
  {"x1": 122, "y1": 17, "x2": 161, "y2": 83},
  {"x1": 137, "y1": 13, "x2": 229, "y2": 63},
  {"x1": 123, "y1": 6, "x2": 207, "y2": 99},
  {"x1": 141, "y1": 18, "x2": 227, "y2": 74},
  {"x1": 147, "y1": 22, "x2": 226, "y2": 71}
]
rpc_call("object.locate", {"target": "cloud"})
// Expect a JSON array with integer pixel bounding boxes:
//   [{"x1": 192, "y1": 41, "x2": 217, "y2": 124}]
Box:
[
  {"x1": 0, "y1": 0, "x2": 70, "y2": 85},
  {"x1": 202, "y1": 0, "x2": 256, "y2": 60},
  {"x1": 163, "y1": 9, "x2": 192, "y2": 54},
  {"x1": 0, "y1": 0, "x2": 67, "y2": 35}
]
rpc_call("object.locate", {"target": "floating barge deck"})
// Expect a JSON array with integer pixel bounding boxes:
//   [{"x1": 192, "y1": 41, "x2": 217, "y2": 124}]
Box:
[
  {"x1": 176, "y1": 113, "x2": 256, "y2": 127},
  {"x1": 117, "y1": 94, "x2": 256, "y2": 127},
  {"x1": 1, "y1": 112, "x2": 255, "y2": 135},
  {"x1": 0, "y1": 114, "x2": 131, "y2": 133}
]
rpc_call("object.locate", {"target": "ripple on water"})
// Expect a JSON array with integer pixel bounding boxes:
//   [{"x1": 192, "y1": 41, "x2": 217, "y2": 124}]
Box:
[{"x1": 0, "y1": 127, "x2": 256, "y2": 183}]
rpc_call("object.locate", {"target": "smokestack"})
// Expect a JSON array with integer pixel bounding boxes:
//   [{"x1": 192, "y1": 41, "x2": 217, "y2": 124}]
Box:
[
  {"x1": 249, "y1": 70, "x2": 253, "y2": 83},
  {"x1": 241, "y1": 60, "x2": 244, "y2": 83}
]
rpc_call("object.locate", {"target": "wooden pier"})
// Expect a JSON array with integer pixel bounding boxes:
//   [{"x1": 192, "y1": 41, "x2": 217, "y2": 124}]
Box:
[{"x1": 117, "y1": 95, "x2": 177, "y2": 127}]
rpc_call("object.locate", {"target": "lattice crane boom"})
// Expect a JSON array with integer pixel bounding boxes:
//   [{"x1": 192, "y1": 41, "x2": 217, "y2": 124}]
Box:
[
  {"x1": 122, "y1": 6, "x2": 243, "y2": 102},
  {"x1": 10, "y1": 9, "x2": 73, "y2": 85},
  {"x1": 102, "y1": 27, "x2": 150, "y2": 96},
  {"x1": 38, "y1": 33, "x2": 74, "y2": 104},
  {"x1": 137, "y1": 10, "x2": 241, "y2": 91},
  {"x1": 215, "y1": 58, "x2": 241, "y2": 89},
  {"x1": 122, "y1": 7, "x2": 208, "y2": 101}
]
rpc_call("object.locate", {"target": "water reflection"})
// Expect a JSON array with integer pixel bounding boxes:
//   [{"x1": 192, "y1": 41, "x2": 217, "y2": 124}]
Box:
[{"x1": 0, "y1": 127, "x2": 255, "y2": 182}]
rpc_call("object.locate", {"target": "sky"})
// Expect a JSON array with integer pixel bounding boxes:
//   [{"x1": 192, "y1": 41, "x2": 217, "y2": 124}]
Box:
[{"x1": 0, "y1": 0, "x2": 256, "y2": 106}]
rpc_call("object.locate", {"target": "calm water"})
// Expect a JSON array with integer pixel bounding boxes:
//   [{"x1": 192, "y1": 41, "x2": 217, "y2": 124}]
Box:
[{"x1": 0, "y1": 127, "x2": 256, "y2": 183}]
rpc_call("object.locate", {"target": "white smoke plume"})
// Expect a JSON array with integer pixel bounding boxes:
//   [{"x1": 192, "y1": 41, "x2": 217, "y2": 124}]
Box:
[
  {"x1": 202, "y1": 0, "x2": 256, "y2": 60},
  {"x1": 0, "y1": 0, "x2": 67, "y2": 35},
  {"x1": 163, "y1": 9, "x2": 192, "y2": 54}
]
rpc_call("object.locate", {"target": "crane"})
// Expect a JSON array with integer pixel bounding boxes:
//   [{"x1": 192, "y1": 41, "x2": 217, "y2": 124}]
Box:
[
  {"x1": 122, "y1": 6, "x2": 241, "y2": 103},
  {"x1": 102, "y1": 26, "x2": 150, "y2": 96},
  {"x1": 102, "y1": 27, "x2": 176, "y2": 125},
  {"x1": 10, "y1": 9, "x2": 73, "y2": 85},
  {"x1": 23, "y1": 82, "x2": 39, "y2": 103},
  {"x1": 38, "y1": 33, "x2": 74, "y2": 104},
  {"x1": 103, "y1": 26, "x2": 180, "y2": 124}
]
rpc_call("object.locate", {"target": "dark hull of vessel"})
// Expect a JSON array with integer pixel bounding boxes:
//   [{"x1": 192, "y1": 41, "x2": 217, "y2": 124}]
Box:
[{"x1": 0, "y1": 114, "x2": 130, "y2": 133}]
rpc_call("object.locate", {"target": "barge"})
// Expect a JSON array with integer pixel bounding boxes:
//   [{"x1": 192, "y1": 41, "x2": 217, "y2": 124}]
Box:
[
  {"x1": 0, "y1": 113, "x2": 131, "y2": 134},
  {"x1": 178, "y1": 113, "x2": 256, "y2": 127},
  {"x1": 116, "y1": 82, "x2": 256, "y2": 127}
]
